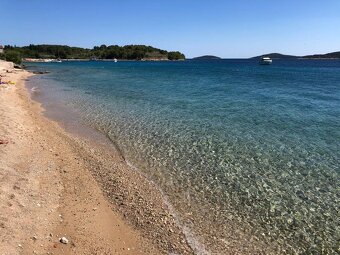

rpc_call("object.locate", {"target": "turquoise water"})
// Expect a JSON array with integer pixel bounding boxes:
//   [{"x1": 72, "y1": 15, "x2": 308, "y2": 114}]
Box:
[{"x1": 27, "y1": 60, "x2": 339, "y2": 254}]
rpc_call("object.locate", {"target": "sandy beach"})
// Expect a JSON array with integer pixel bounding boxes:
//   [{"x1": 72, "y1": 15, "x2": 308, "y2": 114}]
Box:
[{"x1": 0, "y1": 60, "x2": 194, "y2": 255}]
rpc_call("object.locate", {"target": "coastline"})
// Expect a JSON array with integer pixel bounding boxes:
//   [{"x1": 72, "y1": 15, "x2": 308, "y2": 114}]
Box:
[{"x1": 0, "y1": 61, "x2": 194, "y2": 254}]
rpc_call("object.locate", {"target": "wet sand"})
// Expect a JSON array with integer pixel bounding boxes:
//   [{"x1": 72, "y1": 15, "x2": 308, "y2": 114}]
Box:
[{"x1": 0, "y1": 60, "x2": 194, "y2": 255}]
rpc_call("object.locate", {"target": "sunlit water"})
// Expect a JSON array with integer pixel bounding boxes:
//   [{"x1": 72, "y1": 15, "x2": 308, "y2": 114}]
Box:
[{"x1": 27, "y1": 60, "x2": 339, "y2": 254}]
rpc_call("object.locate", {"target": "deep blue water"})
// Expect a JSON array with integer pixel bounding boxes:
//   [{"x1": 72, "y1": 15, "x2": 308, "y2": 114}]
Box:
[{"x1": 27, "y1": 59, "x2": 339, "y2": 254}]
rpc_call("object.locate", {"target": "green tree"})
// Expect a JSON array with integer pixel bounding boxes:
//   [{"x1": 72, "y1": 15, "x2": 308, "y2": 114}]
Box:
[
  {"x1": 5, "y1": 51, "x2": 22, "y2": 64},
  {"x1": 168, "y1": 51, "x2": 185, "y2": 60},
  {"x1": 55, "y1": 49, "x2": 67, "y2": 59}
]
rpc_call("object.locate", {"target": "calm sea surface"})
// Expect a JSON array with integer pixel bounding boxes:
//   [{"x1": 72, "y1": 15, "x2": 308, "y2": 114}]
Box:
[{"x1": 27, "y1": 60, "x2": 339, "y2": 254}]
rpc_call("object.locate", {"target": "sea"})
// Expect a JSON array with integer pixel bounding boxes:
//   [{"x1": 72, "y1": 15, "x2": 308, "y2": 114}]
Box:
[{"x1": 26, "y1": 59, "x2": 339, "y2": 254}]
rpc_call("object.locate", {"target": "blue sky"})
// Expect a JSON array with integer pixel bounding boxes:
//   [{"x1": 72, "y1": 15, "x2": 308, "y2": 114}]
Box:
[{"x1": 1, "y1": 0, "x2": 340, "y2": 58}]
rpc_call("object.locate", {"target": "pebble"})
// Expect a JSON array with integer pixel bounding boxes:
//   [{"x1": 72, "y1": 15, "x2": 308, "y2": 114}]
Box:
[{"x1": 59, "y1": 236, "x2": 69, "y2": 244}]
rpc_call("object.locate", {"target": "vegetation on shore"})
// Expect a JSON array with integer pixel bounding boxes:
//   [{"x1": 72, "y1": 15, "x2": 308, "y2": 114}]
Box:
[
  {"x1": 0, "y1": 50, "x2": 22, "y2": 64},
  {"x1": 1, "y1": 44, "x2": 186, "y2": 63}
]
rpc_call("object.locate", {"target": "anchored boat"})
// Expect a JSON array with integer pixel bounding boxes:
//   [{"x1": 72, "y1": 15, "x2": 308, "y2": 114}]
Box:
[{"x1": 259, "y1": 57, "x2": 272, "y2": 65}]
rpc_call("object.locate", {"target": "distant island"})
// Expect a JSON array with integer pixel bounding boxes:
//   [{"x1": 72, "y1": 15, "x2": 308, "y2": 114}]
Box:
[
  {"x1": 0, "y1": 44, "x2": 186, "y2": 64},
  {"x1": 302, "y1": 51, "x2": 340, "y2": 59},
  {"x1": 252, "y1": 51, "x2": 340, "y2": 59},
  {"x1": 192, "y1": 55, "x2": 221, "y2": 60}
]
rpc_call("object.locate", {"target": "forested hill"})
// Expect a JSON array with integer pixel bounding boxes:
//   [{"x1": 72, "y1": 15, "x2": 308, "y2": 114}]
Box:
[{"x1": 2, "y1": 44, "x2": 185, "y2": 61}]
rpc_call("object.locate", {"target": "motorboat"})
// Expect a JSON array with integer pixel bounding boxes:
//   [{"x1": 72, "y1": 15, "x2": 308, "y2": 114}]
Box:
[{"x1": 259, "y1": 57, "x2": 272, "y2": 65}]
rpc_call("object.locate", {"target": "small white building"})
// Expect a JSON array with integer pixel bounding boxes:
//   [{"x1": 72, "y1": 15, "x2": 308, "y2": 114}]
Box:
[{"x1": 0, "y1": 45, "x2": 4, "y2": 54}]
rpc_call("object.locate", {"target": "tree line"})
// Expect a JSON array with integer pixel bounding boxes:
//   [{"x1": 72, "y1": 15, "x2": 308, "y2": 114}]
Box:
[{"x1": 0, "y1": 44, "x2": 185, "y2": 64}]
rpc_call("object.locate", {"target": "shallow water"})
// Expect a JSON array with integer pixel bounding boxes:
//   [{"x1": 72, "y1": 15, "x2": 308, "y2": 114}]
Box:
[{"x1": 27, "y1": 59, "x2": 339, "y2": 254}]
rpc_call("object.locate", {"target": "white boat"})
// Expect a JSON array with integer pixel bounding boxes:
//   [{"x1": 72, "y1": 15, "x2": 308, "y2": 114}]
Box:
[
  {"x1": 113, "y1": 58, "x2": 118, "y2": 63},
  {"x1": 259, "y1": 57, "x2": 272, "y2": 65}
]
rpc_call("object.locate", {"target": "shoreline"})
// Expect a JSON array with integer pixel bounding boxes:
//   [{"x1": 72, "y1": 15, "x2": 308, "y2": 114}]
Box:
[
  {"x1": 0, "y1": 60, "x2": 194, "y2": 254},
  {"x1": 18, "y1": 61, "x2": 279, "y2": 255}
]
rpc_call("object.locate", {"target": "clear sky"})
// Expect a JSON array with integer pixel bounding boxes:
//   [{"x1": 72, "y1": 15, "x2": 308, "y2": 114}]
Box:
[{"x1": 1, "y1": 0, "x2": 340, "y2": 58}]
